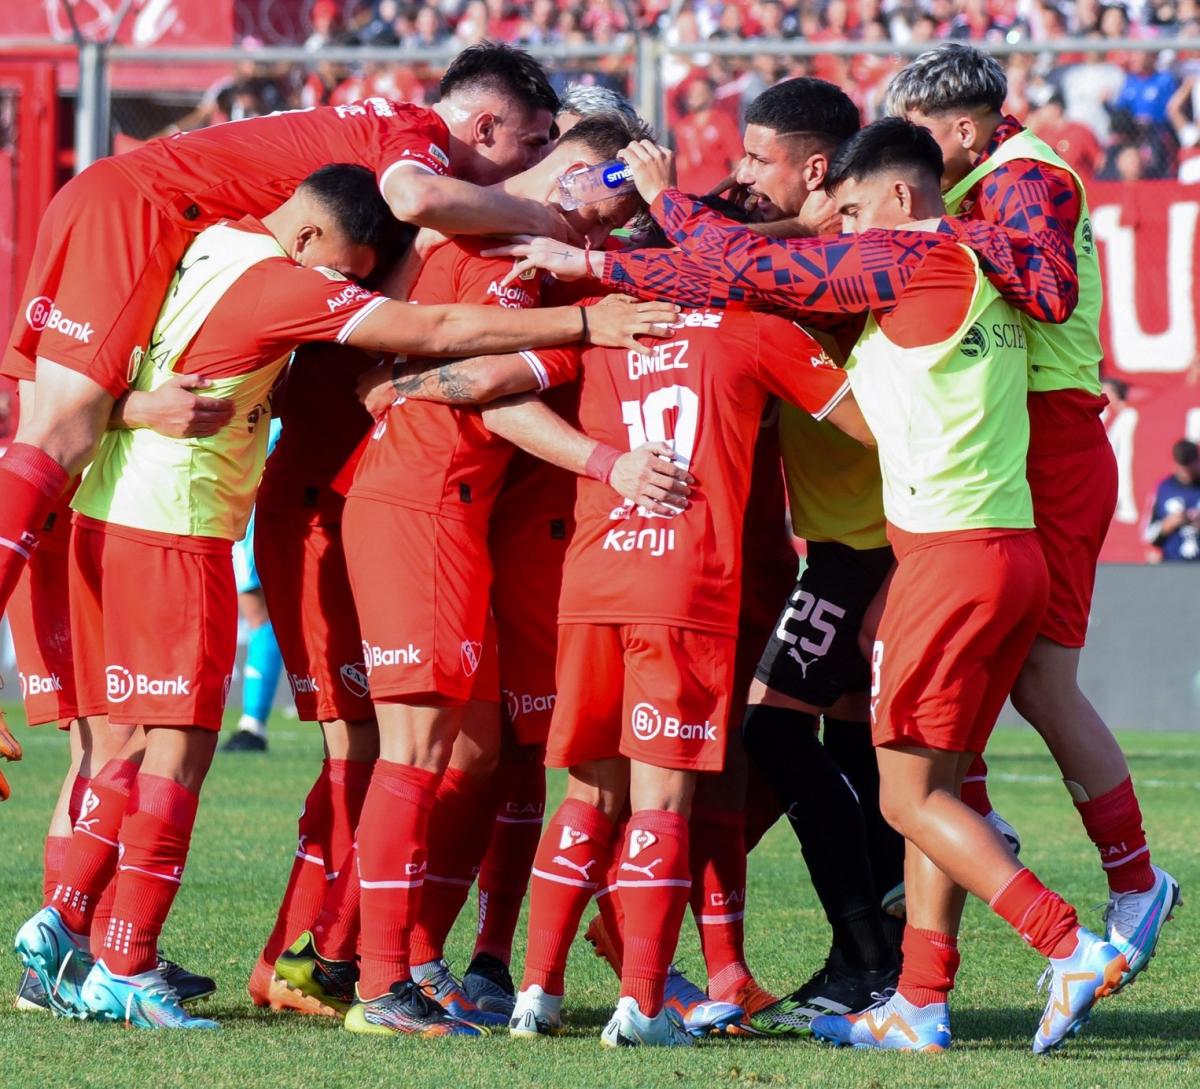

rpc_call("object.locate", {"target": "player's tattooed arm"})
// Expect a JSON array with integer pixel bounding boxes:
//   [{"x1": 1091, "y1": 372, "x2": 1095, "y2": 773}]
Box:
[
  {"x1": 483, "y1": 394, "x2": 694, "y2": 516},
  {"x1": 386, "y1": 355, "x2": 528, "y2": 404},
  {"x1": 110, "y1": 376, "x2": 236, "y2": 438}
]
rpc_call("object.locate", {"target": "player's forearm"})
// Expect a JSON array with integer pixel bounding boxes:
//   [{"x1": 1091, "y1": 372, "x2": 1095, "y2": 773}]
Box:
[
  {"x1": 482, "y1": 394, "x2": 599, "y2": 475},
  {"x1": 944, "y1": 218, "x2": 1080, "y2": 324},
  {"x1": 601, "y1": 248, "x2": 760, "y2": 310},
  {"x1": 357, "y1": 302, "x2": 584, "y2": 357},
  {"x1": 387, "y1": 173, "x2": 551, "y2": 237},
  {"x1": 108, "y1": 391, "x2": 143, "y2": 430},
  {"x1": 390, "y1": 354, "x2": 538, "y2": 404}
]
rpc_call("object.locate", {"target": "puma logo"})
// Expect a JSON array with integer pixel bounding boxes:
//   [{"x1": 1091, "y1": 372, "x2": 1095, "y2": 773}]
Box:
[
  {"x1": 787, "y1": 647, "x2": 817, "y2": 677},
  {"x1": 620, "y1": 858, "x2": 664, "y2": 880},
  {"x1": 551, "y1": 855, "x2": 596, "y2": 881}
]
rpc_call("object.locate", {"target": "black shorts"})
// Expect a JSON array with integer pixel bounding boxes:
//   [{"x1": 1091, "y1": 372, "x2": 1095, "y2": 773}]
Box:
[{"x1": 754, "y1": 541, "x2": 895, "y2": 709}]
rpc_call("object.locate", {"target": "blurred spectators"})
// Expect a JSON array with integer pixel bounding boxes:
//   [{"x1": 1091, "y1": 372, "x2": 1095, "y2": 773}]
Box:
[
  {"x1": 1144, "y1": 439, "x2": 1200, "y2": 561},
  {"x1": 108, "y1": 0, "x2": 1200, "y2": 182},
  {"x1": 673, "y1": 77, "x2": 743, "y2": 192}
]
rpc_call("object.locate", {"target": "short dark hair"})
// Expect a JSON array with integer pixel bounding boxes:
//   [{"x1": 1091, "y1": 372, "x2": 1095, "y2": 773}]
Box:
[
  {"x1": 744, "y1": 77, "x2": 860, "y2": 145},
  {"x1": 557, "y1": 110, "x2": 649, "y2": 161},
  {"x1": 825, "y1": 117, "x2": 944, "y2": 195},
  {"x1": 1174, "y1": 439, "x2": 1200, "y2": 467},
  {"x1": 439, "y1": 42, "x2": 559, "y2": 117},
  {"x1": 298, "y1": 163, "x2": 400, "y2": 255}
]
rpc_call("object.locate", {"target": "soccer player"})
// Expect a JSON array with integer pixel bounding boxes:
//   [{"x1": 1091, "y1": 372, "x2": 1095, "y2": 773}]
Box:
[
  {"x1": 0, "y1": 42, "x2": 570, "y2": 627},
  {"x1": 317, "y1": 114, "x2": 684, "y2": 1039},
  {"x1": 887, "y1": 42, "x2": 1179, "y2": 984},
  {"x1": 383, "y1": 297, "x2": 867, "y2": 1047},
  {"x1": 11, "y1": 163, "x2": 675, "y2": 1029},
  {"x1": 779, "y1": 119, "x2": 1122, "y2": 1054}
]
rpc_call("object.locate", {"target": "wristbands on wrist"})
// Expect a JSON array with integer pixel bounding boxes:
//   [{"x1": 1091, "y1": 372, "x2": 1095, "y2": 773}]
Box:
[{"x1": 584, "y1": 443, "x2": 622, "y2": 485}]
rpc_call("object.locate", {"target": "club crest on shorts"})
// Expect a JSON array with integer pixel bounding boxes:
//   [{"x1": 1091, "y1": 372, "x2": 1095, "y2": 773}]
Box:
[
  {"x1": 461, "y1": 640, "x2": 483, "y2": 677},
  {"x1": 340, "y1": 662, "x2": 370, "y2": 698}
]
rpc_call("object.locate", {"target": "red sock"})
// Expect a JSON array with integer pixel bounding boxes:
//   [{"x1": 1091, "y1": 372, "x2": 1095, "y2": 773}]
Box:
[
  {"x1": 618, "y1": 809, "x2": 691, "y2": 1017},
  {"x1": 410, "y1": 766, "x2": 498, "y2": 966},
  {"x1": 1074, "y1": 777, "x2": 1154, "y2": 894},
  {"x1": 593, "y1": 816, "x2": 627, "y2": 966},
  {"x1": 960, "y1": 754, "x2": 992, "y2": 816},
  {"x1": 52, "y1": 759, "x2": 139, "y2": 934},
  {"x1": 688, "y1": 805, "x2": 750, "y2": 1000},
  {"x1": 356, "y1": 760, "x2": 439, "y2": 997},
  {"x1": 0, "y1": 444, "x2": 68, "y2": 613},
  {"x1": 68, "y1": 774, "x2": 92, "y2": 826},
  {"x1": 260, "y1": 763, "x2": 333, "y2": 965},
  {"x1": 324, "y1": 758, "x2": 373, "y2": 877},
  {"x1": 742, "y1": 770, "x2": 782, "y2": 852},
  {"x1": 102, "y1": 775, "x2": 200, "y2": 976},
  {"x1": 522, "y1": 798, "x2": 615, "y2": 994},
  {"x1": 990, "y1": 867, "x2": 1080, "y2": 958},
  {"x1": 42, "y1": 836, "x2": 71, "y2": 904},
  {"x1": 474, "y1": 752, "x2": 545, "y2": 964},
  {"x1": 312, "y1": 843, "x2": 362, "y2": 962},
  {"x1": 89, "y1": 875, "x2": 118, "y2": 956},
  {"x1": 897, "y1": 926, "x2": 960, "y2": 1006}
]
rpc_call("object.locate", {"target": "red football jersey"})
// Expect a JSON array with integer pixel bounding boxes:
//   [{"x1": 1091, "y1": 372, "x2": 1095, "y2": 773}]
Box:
[
  {"x1": 255, "y1": 342, "x2": 379, "y2": 524},
  {"x1": 110, "y1": 99, "x2": 451, "y2": 230},
  {"x1": 347, "y1": 239, "x2": 547, "y2": 526},
  {"x1": 536, "y1": 309, "x2": 850, "y2": 635},
  {"x1": 173, "y1": 219, "x2": 387, "y2": 378}
]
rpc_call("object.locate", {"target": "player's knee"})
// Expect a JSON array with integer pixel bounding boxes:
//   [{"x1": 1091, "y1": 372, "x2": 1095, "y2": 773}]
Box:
[{"x1": 877, "y1": 780, "x2": 917, "y2": 838}]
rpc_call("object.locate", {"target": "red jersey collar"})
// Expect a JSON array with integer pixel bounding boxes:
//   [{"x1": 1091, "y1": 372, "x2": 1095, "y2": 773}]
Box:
[{"x1": 978, "y1": 114, "x2": 1025, "y2": 164}]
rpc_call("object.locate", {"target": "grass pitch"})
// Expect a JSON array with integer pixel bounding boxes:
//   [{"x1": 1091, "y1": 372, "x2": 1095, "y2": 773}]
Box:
[{"x1": 0, "y1": 707, "x2": 1195, "y2": 1089}]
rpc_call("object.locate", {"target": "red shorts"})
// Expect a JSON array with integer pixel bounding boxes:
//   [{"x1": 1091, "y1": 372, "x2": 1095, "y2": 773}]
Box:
[
  {"x1": 871, "y1": 529, "x2": 1048, "y2": 754},
  {"x1": 342, "y1": 497, "x2": 498, "y2": 705},
  {"x1": 69, "y1": 515, "x2": 237, "y2": 729},
  {"x1": 547, "y1": 623, "x2": 734, "y2": 773},
  {"x1": 6, "y1": 497, "x2": 77, "y2": 726},
  {"x1": 0, "y1": 159, "x2": 194, "y2": 398},
  {"x1": 254, "y1": 509, "x2": 374, "y2": 724},
  {"x1": 491, "y1": 522, "x2": 568, "y2": 747}
]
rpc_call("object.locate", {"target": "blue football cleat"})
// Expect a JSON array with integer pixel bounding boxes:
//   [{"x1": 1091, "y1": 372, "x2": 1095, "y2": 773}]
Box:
[
  {"x1": 80, "y1": 961, "x2": 219, "y2": 1029},
  {"x1": 1033, "y1": 928, "x2": 1126, "y2": 1054},
  {"x1": 812, "y1": 991, "x2": 951, "y2": 1052},
  {"x1": 13, "y1": 906, "x2": 92, "y2": 1018}
]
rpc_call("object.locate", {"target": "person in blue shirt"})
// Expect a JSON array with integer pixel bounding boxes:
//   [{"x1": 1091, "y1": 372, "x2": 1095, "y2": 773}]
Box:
[{"x1": 1145, "y1": 439, "x2": 1200, "y2": 561}]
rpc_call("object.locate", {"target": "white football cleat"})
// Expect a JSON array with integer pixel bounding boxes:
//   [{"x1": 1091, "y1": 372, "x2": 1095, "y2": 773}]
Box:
[
  {"x1": 509, "y1": 984, "x2": 564, "y2": 1038},
  {"x1": 601, "y1": 995, "x2": 694, "y2": 1048}
]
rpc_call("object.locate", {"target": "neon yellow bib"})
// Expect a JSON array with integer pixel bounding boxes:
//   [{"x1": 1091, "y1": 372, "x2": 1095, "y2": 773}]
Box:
[
  {"x1": 944, "y1": 127, "x2": 1102, "y2": 396},
  {"x1": 844, "y1": 246, "x2": 1033, "y2": 533},
  {"x1": 73, "y1": 223, "x2": 289, "y2": 540}
]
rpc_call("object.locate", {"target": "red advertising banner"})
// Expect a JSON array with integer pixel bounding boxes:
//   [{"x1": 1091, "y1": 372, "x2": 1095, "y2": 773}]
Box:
[
  {"x1": 1090, "y1": 182, "x2": 1200, "y2": 562},
  {"x1": 0, "y1": 1, "x2": 232, "y2": 48}
]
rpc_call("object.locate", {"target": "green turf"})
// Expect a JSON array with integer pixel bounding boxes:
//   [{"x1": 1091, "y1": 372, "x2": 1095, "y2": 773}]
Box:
[{"x1": 0, "y1": 708, "x2": 1194, "y2": 1088}]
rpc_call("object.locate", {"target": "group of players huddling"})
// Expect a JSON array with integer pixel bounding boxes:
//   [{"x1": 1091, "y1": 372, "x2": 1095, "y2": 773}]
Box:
[{"x1": 0, "y1": 39, "x2": 1180, "y2": 1053}]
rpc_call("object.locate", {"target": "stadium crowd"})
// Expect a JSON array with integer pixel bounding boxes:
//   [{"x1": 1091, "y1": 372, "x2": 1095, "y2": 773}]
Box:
[
  {"x1": 161, "y1": 0, "x2": 1200, "y2": 184},
  {"x1": 0, "y1": 40, "x2": 1179, "y2": 1053}
]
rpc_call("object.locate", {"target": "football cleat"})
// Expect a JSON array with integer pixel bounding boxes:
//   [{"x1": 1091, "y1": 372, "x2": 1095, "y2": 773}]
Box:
[
  {"x1": 1103, "y1": 865, "x2": 1180, "y2": 990},
  {"x1": 273, "y1": 931, "x2": 357, "y2": 1016},
  {"x1": 80, "y1": 961, "x2": 219, "y2": 1029},
  {"x1": 14, "y1": 968, "x2": 49, "y2": 1012},
  {"x1": 811, "y1": 991, "x2": 951, "y2": 1052},
  {"x1": 751, "y1": 951, "x2": 898, "y2": 1038},
  {"x1": 464, "y1": 952, "x2": 516, "y2": 1018},
  {"x1": 986, "y1": 810, "x2": 1022, "y2": 855},
  {"x1": 13, "y1": 906, "x2": 92, "y2": 1018},
  {"x1": 1033, "y1": 928, "x2": 1127, "y2": 1054},
  {"x1": 584, "y1": 913, "x2": 622, "y2": 978},
  {"x1": 344, "y1": 980, "x2": 487, "y2": 1037},
  {"x1": 221, "y1": 729, "x2": 267, "y2": 753},
  {"x1": 720, "y1": 977, "x2": 779, "y2": 1037},
  {"x1": 412, "y1": 958, "x2": 507, "y2": 1026},
  {"x1": 508, "y1": 984, "x2": 564, "y2": 1038},
  {"x1": 881, "y1": 882, "x2": 906, "y2": 919},
  {"x1": 663, "y1": 965, "x2": 744, "y2": 1037},
  {"x1": 601, "y1": 995, "x2": 694, "y2": 1048},
  {"x1": 157, "y1": 954, "x2": 215, "y2": 1004}
]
